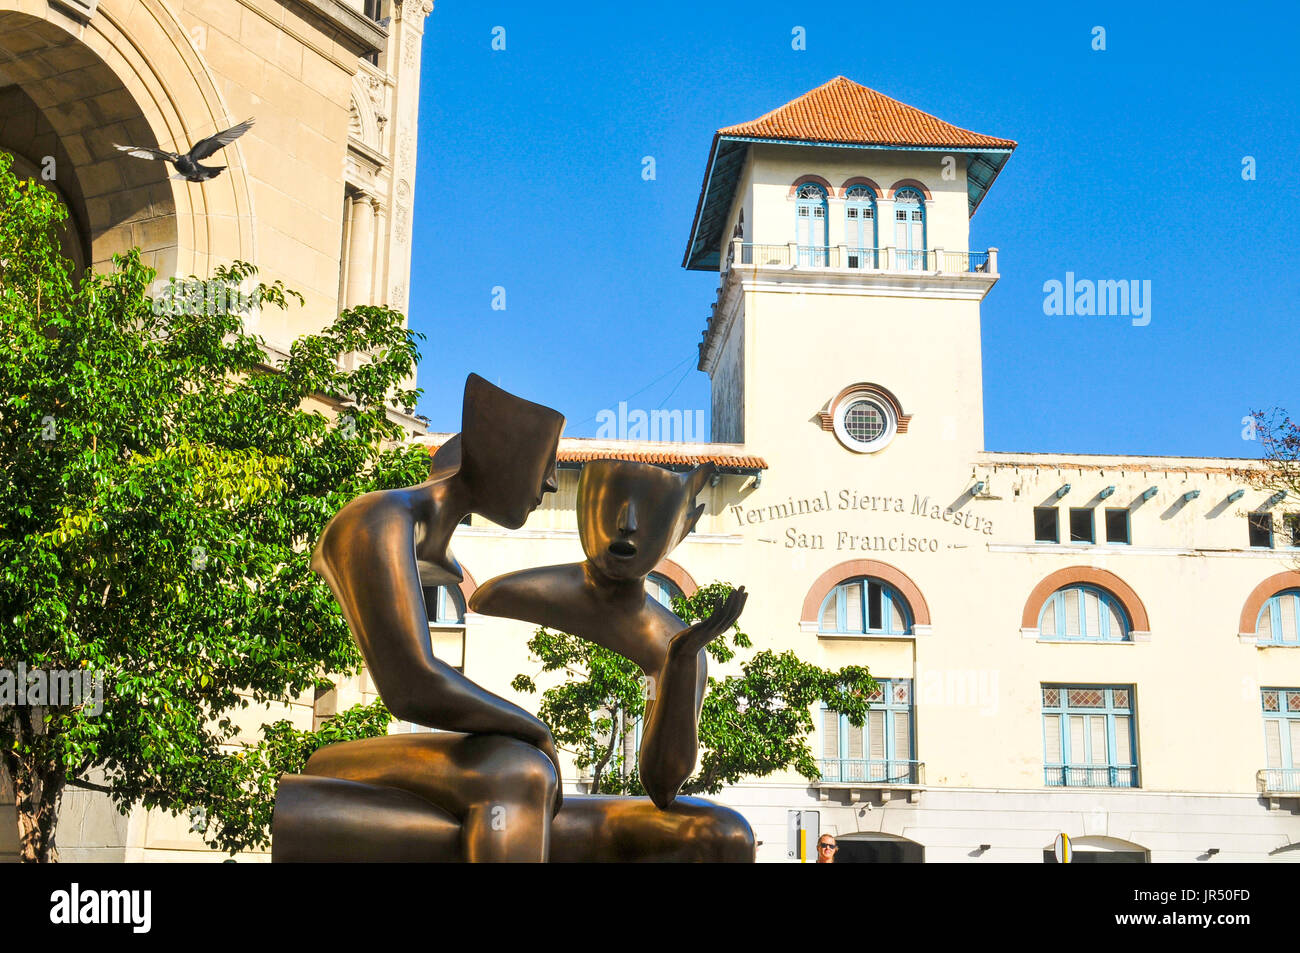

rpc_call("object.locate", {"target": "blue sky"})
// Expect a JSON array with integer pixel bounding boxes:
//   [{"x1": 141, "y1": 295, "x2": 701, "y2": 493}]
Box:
[{"x1": 408, "y1": 2, "x2": 1300, "y2": 458}]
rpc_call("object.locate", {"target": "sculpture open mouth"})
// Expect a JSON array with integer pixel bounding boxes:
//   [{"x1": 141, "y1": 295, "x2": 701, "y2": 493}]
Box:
[{"x1": 609, "y1": 540, "x2": 637, "y2": 558}]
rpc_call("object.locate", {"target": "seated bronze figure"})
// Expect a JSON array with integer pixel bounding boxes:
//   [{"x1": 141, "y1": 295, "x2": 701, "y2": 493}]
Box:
[{"x1": 272, "y1": 375, "x2": 754, "y2": 862}]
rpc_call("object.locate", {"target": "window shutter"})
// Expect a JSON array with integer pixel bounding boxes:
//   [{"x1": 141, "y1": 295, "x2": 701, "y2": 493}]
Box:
[
  {"x1": 1289, "y1": 721, "x2": 1300, "y2": 767},
  {"x1": 1083, "y1": 591, "x2": 1101, "y2": 636},
  {"x1": 1282, "y1": 595, "x2": 1298, "y2": 641},
  {"x1": 820, "y1": 591, "x2": 838, "y2": 630},
  {"x1": 893, "y1": 712, "x2": 911, "y2": 762},
  {"x1": 1265, "y1": 720, "x2": 1283, "y2": 768},
  {"x1": 1114, "y1": 715, "x2": 1132, "y2": 764},
  {"x1": 1040, "y1": 597, "x2": 1057, "y2": 636},
  {"x1": 1089, "y1": 716, "x2": 1107, "y2": 764},
  {"x1": 822, "y1": 713, "x2": 839, "y2": 760},
  {"x1": 1105, "y1": 600, "x2": 1126, "y2": 638},
  {"x1": 1258, "y1": 604, "x2": 1275, "y2": 641},
  {"x1": 846, "y1": 720, "x2": 863, "y2": 760},
  {"x1": 1044, "y1": 714, "x2": 1062, "y2": 763},
  {"x1": 867, "y1": 711, "x2": 885, "y2": 759},
  {"x1": 1063, "y1": 589, "x2": 1081, "y2": 638},
  {"x1": 844, "y1": 584, "x2": 863, "y2": 632},
  {"x1": 1069, "y1": 715, "x2": 1085, "y2": 762}
]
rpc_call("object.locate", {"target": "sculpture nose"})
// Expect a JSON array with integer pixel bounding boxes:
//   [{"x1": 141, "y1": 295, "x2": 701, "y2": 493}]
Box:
[
  {"x1": 617, "y1": 500, "x2": 637, "y2": 535},
  {"x1": 543, "y1": 473, "x2": 558, "y2": 493}
]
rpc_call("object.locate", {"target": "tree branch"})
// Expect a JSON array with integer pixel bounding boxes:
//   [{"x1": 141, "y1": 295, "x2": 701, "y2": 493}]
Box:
[{"x1": 65, "y1": 777, "x2": 113, "y2": 794}]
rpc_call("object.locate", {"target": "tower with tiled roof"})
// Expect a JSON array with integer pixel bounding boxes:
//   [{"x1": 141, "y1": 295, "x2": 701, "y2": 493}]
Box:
[{"x1": 685, "y1": 77, "x2": 1015, "y2": 461}]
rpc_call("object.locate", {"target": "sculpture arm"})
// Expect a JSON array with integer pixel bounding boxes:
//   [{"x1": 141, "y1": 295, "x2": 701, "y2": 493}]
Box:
[
  {"x1": 638, "y1": 587, "x2": 747, "y2": 808},
  {"x1": 637, "y1": 646, "x2": 708, "y2": 809},
  {"x1": 311, "y1": 506, "x2": 554, "y2": 750}
]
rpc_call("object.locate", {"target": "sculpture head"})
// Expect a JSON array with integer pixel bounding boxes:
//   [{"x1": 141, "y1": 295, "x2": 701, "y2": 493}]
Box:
[
  {"x1": 577, "y1": 460, "x2": 714, "y2": 582},
  {"x1": 457, "y1": 373, "x2": 564, "y2": 529}
]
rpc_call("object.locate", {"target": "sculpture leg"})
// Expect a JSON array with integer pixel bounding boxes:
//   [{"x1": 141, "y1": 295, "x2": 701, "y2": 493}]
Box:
[
  {"x1": 550, "y1": 794, "x2": 755, "y2": 862},
  {"x1": 303, "y1": 732, "x2": 558, "y2": 862},
  {"x1": 273, "y1": 774, "x2": 460, "y2": 862}
]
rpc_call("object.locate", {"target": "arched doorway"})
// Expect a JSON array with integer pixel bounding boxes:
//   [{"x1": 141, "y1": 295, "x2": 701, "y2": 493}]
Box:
[
  {"x1": 1043, "y1": 835, "x2": 1149, "y2": 863},
  {"x1": 835, "y1": 833, "x2": 924, "y2": 863},
  {"x1": 0, "y1": 0, "x2": 256, "y2": 281}
]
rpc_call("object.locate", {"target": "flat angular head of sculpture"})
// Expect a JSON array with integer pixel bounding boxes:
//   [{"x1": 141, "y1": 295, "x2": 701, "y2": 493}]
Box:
[
  {"x1": 577, "y1": 460, "x2": 714, "y2": 582},
  {"x1": 459, "y1": 373, "x2": 564, "y2": 529}
]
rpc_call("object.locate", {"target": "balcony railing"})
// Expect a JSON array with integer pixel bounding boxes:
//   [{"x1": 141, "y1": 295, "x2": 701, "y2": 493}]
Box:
[
  {"x1": 820, "y1": 758, "x2": 923, "y2": 785},
  {"x1": 1258, "y1": 768, "x2": 1300, "y2": 795},
  {"x1": 727, "y1": 240, "x2": 995, "y2": 276},
  {"x1": 1044, "y1": 764, "x2": 1139, "y2": 788}
]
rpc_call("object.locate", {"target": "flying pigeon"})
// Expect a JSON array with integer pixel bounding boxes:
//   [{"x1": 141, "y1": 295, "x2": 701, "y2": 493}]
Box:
[{"x1": 114, "y1": 118, "x2": 254, "y2": 182}]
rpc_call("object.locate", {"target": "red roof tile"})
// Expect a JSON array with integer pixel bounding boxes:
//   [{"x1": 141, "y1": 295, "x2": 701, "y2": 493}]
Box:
[
  {"x1": 423, "y1": 441, "x2": 767, "y2": 471},
  {"x1": 719, "y1": 76, "x2": 1016, "y2": 150}
]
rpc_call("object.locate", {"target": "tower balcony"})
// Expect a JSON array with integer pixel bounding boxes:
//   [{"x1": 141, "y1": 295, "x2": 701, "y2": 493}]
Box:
[{"x1": 723, "y1": 239, "x2": 998, "y2": 277}]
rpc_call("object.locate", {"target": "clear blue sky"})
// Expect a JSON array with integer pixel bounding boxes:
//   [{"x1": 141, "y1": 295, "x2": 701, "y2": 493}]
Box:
[{"x1": 408, "y1": 2, "x2": 1300, "y2": 458}]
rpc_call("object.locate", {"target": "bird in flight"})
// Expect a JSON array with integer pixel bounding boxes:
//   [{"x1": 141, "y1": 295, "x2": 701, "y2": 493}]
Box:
[{"x1": 114, "y1": 118, "x2": 254, "y2": 182}]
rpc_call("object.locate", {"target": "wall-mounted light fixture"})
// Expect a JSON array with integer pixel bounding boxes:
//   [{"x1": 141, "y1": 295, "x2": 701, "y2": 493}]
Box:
[
  {"x1": 971, "y1": 481, "x2": 985, "y2": 495},
  {"x1": 1227, "y1": 489, "x2": 1246, "y2": 503},
  {"x1": 1206, "y1": 847, "x2": 1220, "y2": 856},
  {"x1": 1099, "y1": 486, "x2": 1116, "y2": 500},
  {"x1": 1141, "y1": 487, "x2": 1158, "y2": 502},
  {"x1": 1055, "y1": 484, "x2": 1071, "y2": 499},
  {"x1": 1265, "y1": 491, "x2": 1286, "y2": 508},
  {"x1": 979, "y1": 843, "x2": 992, "y2": 852},
  {"x1": 1182, "y1": 490, "x2": 1201, "y2": 502}
]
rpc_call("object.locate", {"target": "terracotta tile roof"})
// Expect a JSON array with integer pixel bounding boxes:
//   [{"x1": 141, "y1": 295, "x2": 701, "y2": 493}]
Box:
[
  {"x1": 420, "y1": 436, "x2": 767, "y2": 472},
  {"x1": 719, "y1": 76, "x2": 1017, "y2": 150},
  {"x1": 553, "y1": 448, "x2": 768, "y2": 470}
]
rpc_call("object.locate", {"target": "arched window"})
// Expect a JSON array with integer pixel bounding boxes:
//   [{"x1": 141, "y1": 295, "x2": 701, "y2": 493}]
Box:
[
  {"x1": 893, "y1": 187, "x2": 926, "y2": 271},
  {"x1": 795, "y1": 182, "x2": 829, "y2": 267},
  {"x1": 819, "y1": 577, "x2": 912, "y2": 635},
  {"x1": 844, "y1": 185, "x2": 878, "y2": 269},
  {"x1": 1038, "y1": 585, "x2": 1131, "y2": 642},
  {"x1": 1257, "y1": 590, "x2": 1300, "y2": 645},
  {"x1": 646, "y1": 572, "x2": 685, "y2": 611}
]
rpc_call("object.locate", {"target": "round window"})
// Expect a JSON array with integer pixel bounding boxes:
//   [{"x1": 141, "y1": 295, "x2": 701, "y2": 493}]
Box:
[{"x1": 833, "y1": 393, "x2": 896, "y2": 453}]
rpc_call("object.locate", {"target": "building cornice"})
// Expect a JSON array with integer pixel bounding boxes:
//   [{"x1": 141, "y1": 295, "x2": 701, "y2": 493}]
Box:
[{"x1": 287, "y1": 0, "x2": 388, "y2": 56}]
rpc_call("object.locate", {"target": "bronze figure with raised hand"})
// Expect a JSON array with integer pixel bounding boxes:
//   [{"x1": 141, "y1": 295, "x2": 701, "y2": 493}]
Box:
[
  {"x1": 470, "y1": 459, "x2": 748, "y2": 809},
  {"x1": 272, "y1": 373, "x2": 566, "y2": 863}
]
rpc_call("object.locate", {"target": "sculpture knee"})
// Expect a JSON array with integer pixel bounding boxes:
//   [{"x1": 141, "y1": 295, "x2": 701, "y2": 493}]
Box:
[
  {"x1": 497, "y1": 740, "x2": 558, "y2": 805},
  {"x1": 697, "y1": 806, "x2": 756, "y2": 862}
]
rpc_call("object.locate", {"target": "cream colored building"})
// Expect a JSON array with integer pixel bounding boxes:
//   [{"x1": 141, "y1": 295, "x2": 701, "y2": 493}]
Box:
[
  {"x1": 0, "y1": 0, "x2": 432, "y2": 860},
  {"x1": 417, "y1": 77, "x2": 1300, "y2": 863}
]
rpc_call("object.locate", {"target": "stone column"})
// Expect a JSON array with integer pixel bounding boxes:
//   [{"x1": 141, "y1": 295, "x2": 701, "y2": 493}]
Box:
[{"x1": 346, "y1": 193, "x2": 375, "y2": 308}]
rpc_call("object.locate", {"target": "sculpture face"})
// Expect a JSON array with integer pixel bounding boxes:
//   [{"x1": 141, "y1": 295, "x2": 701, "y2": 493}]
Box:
[
  {"x1": 577, "y1": 461, "x2": 702, "y2": 582},
  {"x1": 459, "y1": 374, "x2": 564, "y2": 529}
]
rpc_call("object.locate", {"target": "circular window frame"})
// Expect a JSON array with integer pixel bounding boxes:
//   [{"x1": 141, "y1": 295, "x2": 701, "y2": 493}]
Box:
[{"x1": 833, "y1": 392, "x2": 897, "y2": 453}]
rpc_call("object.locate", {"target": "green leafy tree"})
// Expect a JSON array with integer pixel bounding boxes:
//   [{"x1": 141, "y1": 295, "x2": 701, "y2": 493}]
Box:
[
  {"x1": 511, "y1": 581, "x2": 876, "y2": 796},
  {"x1": 0, "y1": 151, "x2": 422, "y2": 860}
]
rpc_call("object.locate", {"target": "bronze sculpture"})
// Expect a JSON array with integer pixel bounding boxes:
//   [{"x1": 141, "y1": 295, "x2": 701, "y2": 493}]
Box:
[
  {"x1": 469, "y1": 460, "x2": 747, "y2": 809},
  {"x1": 272, "y1": 375, "x2": 755, "y2": 862}
]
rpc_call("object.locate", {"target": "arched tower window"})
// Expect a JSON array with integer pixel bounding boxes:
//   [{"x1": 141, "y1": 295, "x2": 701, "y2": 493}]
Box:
[
  {"x1": 844, "y1": 185, "x2": 878, "y2": 269},
  {"x1": 795, "y1": 182, "x2": 829, "y2": 267},
  {"x1": 819, "y1": 577, "x2": 912, "y2": 635},
  {"x1": 893, "y1": 187, "x2": 926, "y2": 271}
]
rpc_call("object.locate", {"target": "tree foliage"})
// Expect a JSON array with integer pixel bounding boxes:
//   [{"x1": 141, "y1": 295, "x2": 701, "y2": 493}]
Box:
[
  {"x1": 511, "y1": 581, "x2": 877, "y2": 797},
  {"x1": 0, "y1": 150, "x2": 420, "y2": 859}
]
